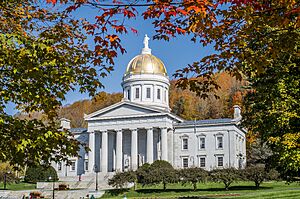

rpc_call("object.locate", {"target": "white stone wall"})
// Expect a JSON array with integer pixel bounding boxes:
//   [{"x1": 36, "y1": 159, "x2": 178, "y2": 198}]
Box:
[{"x1": 173, "y1": 124, "x2": 246, "y2": 170}]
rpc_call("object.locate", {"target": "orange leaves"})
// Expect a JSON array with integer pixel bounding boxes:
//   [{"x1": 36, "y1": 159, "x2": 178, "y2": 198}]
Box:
[
  {"x1": 176, "y1": 8, "x2": 188, "y2": 16},
  {"x1": 106, "y1": 34, "x2": 119, "y2": 42},
  {"x1": 186, "y1": 5, "x2": 205, "y2": 14},
  {"x1": 176, "y1": 27, "x2": 186, "y2": 34}
]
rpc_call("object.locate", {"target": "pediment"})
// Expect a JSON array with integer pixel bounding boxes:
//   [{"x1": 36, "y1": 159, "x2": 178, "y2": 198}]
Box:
[{"x1": 85, "y1": 101, "x2": 165, "y2": 120}]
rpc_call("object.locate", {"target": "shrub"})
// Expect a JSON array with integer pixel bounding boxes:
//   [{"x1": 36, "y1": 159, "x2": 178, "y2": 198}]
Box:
[
  {"x1": 210, "y1": 168, "x2": 240, "y2": 190},
  {"x1": 108, "y1": 171, "x2": 136, "y2": 189},
  {"x1": 267, "y1": 169, "x2": 280, "y2": 181},
  {"x1": 244, "y1": 165, "x2": 280, "y2": 188},
  {"x1": 24, "y1": 165, "x2": 58, "y2": 183},
  {"x1": 136, "y1": 163, "x2": 151, "y2": 186},
  {"x1": 0, "y1": 162, "x2": 19, "y2": 184},
  {"x1": 148, "y1": 160, "x2": 177, "y2": 190},
  {"x1": 58, "y1": 183, "x2": 69, "y2": 190},
  {"x1": 244, "y1": 165, "x2": 266, "y2": 188},
  {"x1": 179, "y1": 167, "x2": 208, "y2": 191}
]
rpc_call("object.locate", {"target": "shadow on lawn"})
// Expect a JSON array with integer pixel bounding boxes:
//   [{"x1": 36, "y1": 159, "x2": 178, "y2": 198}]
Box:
[
  {"x1": 136, "y1": 186, "x2": 272, "y2": 194},
  {"x1": 105, "y1": 188, "x2": 130, "y2": 196}
]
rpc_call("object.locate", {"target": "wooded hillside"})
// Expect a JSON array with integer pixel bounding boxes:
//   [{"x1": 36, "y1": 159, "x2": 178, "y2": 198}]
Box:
[{"x1": 16, "y1": 72, "x2": 246, "y2": 128}]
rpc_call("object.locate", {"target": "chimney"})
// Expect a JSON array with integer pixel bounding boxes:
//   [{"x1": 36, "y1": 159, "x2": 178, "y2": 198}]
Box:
[
  {"x1": 233, "y1": 105, "x2": 241, "y2": 119},
  {"x1": 60, "y1": 118, "x2": 71, "y2": 130}
]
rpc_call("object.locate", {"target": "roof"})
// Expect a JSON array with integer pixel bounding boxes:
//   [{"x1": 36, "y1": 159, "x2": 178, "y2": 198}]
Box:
[
  {"x1": 69, "y1": 128, "x2": 87, "y2": 134},
  {"x1": 174, "y1": 118, "x2": 238, "y2": 127},
  {"x1": 84, "y1": 100, "x2": 184, "y2": 122}
]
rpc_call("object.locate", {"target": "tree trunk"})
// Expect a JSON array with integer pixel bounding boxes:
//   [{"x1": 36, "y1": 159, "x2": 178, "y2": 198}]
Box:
[
  {"x1": 255, "y1": 181, "x2": 260, "y2": 188},
  {"x1": 193, "y1": 183, "x2": 197, "y2": 191},
  {"x1": 163, "y1": 182, "x2": 166, "y2": 190}
]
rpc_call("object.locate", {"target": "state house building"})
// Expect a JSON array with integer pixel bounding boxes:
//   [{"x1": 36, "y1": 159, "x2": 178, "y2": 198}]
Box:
[{"x1": 54, "y1": 35, "x2": 246, "y2": 181}]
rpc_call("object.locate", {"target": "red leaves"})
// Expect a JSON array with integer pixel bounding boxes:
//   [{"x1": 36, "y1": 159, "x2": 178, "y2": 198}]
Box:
[
  {"x1": 130, "y1": 27, "x2": 138, "y2": 34},
  {"x1": 112, "y1": 25, "x2": 127, "y2": 33},
  {"x1": 176, "y1": 8, "x2": 188, "y2": 16},
  {"x1": 46, "y1": 0, "x2": 57, "y2": 5}
]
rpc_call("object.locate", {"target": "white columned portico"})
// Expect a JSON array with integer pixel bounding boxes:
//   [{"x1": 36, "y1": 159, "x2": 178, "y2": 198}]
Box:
[
  {"x1": 131, "y1": 129, "x2": 138, "y2": 170},
  {"x1": 116, "y1": 130, "x2": 123, "y2": 171},
  {"x1": 146, "y1": 128, "x2": 154, "y2": 163},
  {"x1": 88, "y1": 132, "x2": 95, "y2": 172},
  {"x1": 101, "y1": 131, "x2": 108, "y2": 172},
  {"x1": 161, "y1": 128, "x2": 168, "y2": 161}
]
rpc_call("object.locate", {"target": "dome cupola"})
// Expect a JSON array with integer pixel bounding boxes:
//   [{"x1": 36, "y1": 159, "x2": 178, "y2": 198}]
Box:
[
  {"x1": 124, "y1": 34, "x2": 167, "y2": 77},
  {"x1": 121, "y1": 35, "x2": 170, "y2": 111}
]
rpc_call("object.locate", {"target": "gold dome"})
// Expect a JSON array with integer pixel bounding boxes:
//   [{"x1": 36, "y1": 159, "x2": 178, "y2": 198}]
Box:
[{"x1": 124, "y1": 54, "x2": 167, "y2": 76}]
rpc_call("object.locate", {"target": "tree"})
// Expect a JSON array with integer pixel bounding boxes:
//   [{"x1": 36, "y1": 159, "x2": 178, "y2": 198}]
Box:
[
  {"x1": 24, "y1": 165, "x2": 58, "y2": 183},
  {"x1": 244, "y1": 164, "x2": 280, "y2": 188},
  {"x1": 244, "y1": 165, "x2": 267, "y2": 188},
  {"x1": 0, "y1": 0, "x2": 103, "y2": 167},
  {"x1": 108, "y1": 171, "x2": 136, "y2": 189},
  {"x1": 136, "y1": 163, "x2": 151, "y2": 186},
  {"x1": 246, "y1": 138, "x2": 273, "y2": 167},
  {"x1": 210, "y1": 168, "x2": 240, "y2": 190},
  {"x1": 0, "y1": 162, "x2": 18, "y2": 184},
  {"x1": 148, "y1": 160, "x2": 177, "y2": 190},
  {"x1": 180, "y1": 167, "x2": 208, "y2": 191},
  {"x1": 243, "y1": 56, "x2": 300, "y2": 175}
]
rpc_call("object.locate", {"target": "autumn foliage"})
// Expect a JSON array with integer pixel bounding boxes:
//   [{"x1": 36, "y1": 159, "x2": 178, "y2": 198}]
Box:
[{"x1": 1, "y1": 0, "x2": 299, "y2": 172}]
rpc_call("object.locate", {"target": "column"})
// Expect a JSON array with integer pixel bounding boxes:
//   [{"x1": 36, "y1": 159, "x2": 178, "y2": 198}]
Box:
[
  {"x1": 88, "y1": 132, "x2": 95, "y2": 173},
  {"x1": 131, "y1": 129, "x2": 138, "y2": 170},
  {"x1": 161, "y1": 127, "x2": 168, "y2": 161},
  {"x1": 101, "y1": 131, "x2": 108, "y2": 173},
  {"x1": 168, "y1": 129, "x2": 174, "y2": 165},
  {"x1": 116, "y1": 130, "x2": 123, "y2": 172},
  {"x1": 146, "y1": 128, "x2": 154, "y2": 164}
]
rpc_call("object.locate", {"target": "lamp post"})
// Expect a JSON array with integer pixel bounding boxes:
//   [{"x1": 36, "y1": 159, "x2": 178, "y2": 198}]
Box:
[
  {"x1": 3, "y1": 171, "x2": 11, "y2": 190},
  {"x1": 93, "y1": 165, "x2": 98, "y2": 191},
  {"x1": 49, "y1": 176, "x2": 55, "y2": 199}
]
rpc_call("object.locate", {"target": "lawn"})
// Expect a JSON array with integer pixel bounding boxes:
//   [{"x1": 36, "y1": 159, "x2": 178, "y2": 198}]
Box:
[
  {"x1": 101, "y1": 181, "x2": 300, "y2": 199},
  {"x1": 0, "y1": 182, "x2": 36, "y2": 191}
]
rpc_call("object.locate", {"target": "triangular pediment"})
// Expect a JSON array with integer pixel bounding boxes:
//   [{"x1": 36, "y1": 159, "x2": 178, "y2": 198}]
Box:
[{"x1": 85, "y1": 101, "x2": 166, "y2": 120}]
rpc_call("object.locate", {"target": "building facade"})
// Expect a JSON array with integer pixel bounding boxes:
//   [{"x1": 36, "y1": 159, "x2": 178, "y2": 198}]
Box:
[{"x1": 54, "y1": 35, "x2": 246, "y2": 180}]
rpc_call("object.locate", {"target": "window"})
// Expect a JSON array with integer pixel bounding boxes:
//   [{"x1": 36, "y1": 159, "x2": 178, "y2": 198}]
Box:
[
  {"x1": 199, "y1": 137, "x2": 205, "y2": 149},
  {"x1": 217, "y1": 157, "x2": 223, "y2": 167},
  {"x1": 70, "y1": 161, "x2": 76, "y2": 171},
  {"x1": 127, "y1": 89, "x2": 131, "y2": 100},
  {"x1": 200, "y1": 157, "x2": 206, "y2": 167},
  {"x1": 85, "y1": 160, "x2": 88, "y2": 171},
  {"x1": 182, "y1": 157, "x2": 189, "y2": 168},
  {"x1": 157, "y1": 88, "x2": 161, "y2": 99},
  {"x1": 182, "y1": 138, "x2": 188, "y2": 150},
  {"x1": 217, "y1": 136, "x2": 223, "y2": 149},
  {"x1": 164, "y1": 90, "x2": 167, "y2": 102},
  {"x1": 146, "y1": 88, "x2": 151, "y2": 98},
  {"x1": 58, "y1": 162, "x2": 62, "y2": 171},
  {"x1": 135, "y1": 87, "x2": 140, "y2": 99}
]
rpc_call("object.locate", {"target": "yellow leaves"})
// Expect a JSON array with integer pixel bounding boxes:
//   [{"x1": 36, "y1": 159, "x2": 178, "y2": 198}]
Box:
[{"x1": 268, "y1": 133, "x2": 300, "y2": 170}]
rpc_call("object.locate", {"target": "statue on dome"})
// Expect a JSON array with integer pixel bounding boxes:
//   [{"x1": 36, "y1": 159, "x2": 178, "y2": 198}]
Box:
[{"x1": 143, "y1": 34, "x2": 150, "y2": 49}]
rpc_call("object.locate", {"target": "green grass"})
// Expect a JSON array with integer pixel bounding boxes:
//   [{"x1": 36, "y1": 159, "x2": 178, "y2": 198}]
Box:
[
  {"x1": 101, "y1": 181, "x2": 300, "y2": 199},
  {"x1": 0, "y1": 182, "x2": 36, "y2": 191}
]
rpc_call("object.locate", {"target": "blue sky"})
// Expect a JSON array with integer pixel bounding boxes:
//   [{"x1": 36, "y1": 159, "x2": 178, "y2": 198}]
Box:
[{"x1": 5, "y1": 4, "x2": 214, "y2": 115}]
